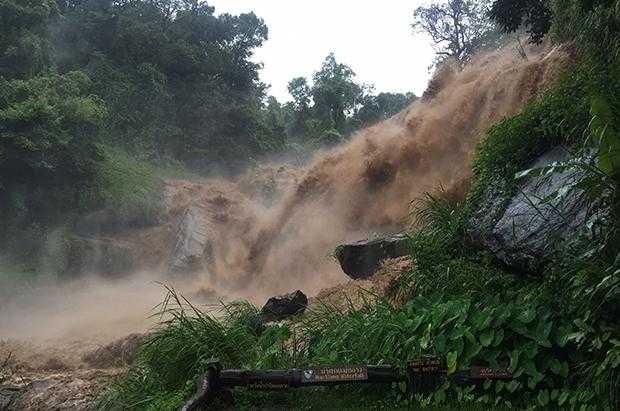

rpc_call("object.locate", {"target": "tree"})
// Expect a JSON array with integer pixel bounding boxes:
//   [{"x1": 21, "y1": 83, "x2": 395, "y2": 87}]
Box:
[
  {"x1": 311, "y1": 53, "x2": 364, "y2": 132},
  {"x1": 413, "y1": 0, "x2": 502, "y2": 65},
  {"x1": 284, "y1": 54, "x2": 416, "y2": 145},
  {"x1": 0, "y1": 71, "x2": 107, "y2": 227},
  {"x1": 287, "y1": 77, "x2": 312, "y2": 136},
  {"x1": 354, "y1": 92, "x2": 417, "y2": 127},
  {"x1": 48, "y1": 0, "x2": 276, "y2": 168},
  {"x1": 488, "y1": 0, "x2": 552, "y2": 44},
  {"x1": 0, "y1": 0, "x2": 58, "y2": 78}
]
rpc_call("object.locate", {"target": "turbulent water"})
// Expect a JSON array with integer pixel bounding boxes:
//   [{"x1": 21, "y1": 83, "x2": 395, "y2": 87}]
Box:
[
  {"x1": 211, "y1": 42, "x2": 572, "y2": 300},
  {"x1": 0, "y1": 43, "x2": 571, "y2": 346}
]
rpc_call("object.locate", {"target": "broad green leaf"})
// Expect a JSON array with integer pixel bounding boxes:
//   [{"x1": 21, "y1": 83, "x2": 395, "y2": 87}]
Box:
[
  {"x1": 492, "y1": 328, "x2": 504, "y2": 347},
  {"x1": 516, "y1": 307, "x2": 535, "y2": 324},
  {"x1": 435, "y1": 334, "x2": 447, "y2": 353},
  {"x1": 506, "y1": 380, "x2": 520, "y2": 393},
  {"x1": 549, "y1": 358, "x2": 562, "y2": 375},
  {"x1": 523, "y1": 342, "x2": 538, "y2": 359},
  {"x1": 434, "y1": 388, "x2": 446, "y2": 403},
  {"x1": 464, "y1": 328, "x2": 476, "y2": 345},
  {"x1": 480, "y1": 330, "x2": 494, "y2": 347},
  {"x1": 509, "y1": 349, "x2": 519, "y2": 371},
  {"x1": 537, "y1": 390, "x2": 550, "y2": 407},
  {"x1": 591, "y1": 95, "x2": 620, "y2": 176},
  {"x1": 479, "y1": 308, "x2": 495, "y2": 330},
  {"x1": 560, "y1": 361, "x2": 569, "y2": 378},
  {"x1": 447, "y1": 351, "x2": 458, "y2": 374},
  {"x1": 558, "y1": 391, "x2": 569, "y2": 406}
]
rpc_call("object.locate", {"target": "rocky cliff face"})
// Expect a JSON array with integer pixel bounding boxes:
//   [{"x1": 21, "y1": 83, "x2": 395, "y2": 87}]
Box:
[{"x1": 467, "y1": 147, "x2": 604, "y2": 273}]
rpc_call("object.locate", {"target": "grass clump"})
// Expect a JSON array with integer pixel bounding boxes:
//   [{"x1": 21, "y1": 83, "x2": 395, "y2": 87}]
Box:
[
  {"x1": 98, "y1": 288, "x2": 293, "y2": 410},
  {"x1": 101, "y1": 30, "x2": 620, "y2": 411}
]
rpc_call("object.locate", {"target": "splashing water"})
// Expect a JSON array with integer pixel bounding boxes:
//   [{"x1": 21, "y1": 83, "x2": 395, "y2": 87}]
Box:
[{"x1": 0, "y1": 42, "x2": 571, "y2": 346}]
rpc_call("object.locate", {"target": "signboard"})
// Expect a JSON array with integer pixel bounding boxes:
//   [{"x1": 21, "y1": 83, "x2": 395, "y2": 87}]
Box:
[
  {"x1": 469, "y1": 366, "x2": 512, "y2": 379},
  {"x1": 409, "y1": 357, "x2": 443, "y2": 374},
  {"x1": 248, "y1": 382, "x2": 289, "y2": 390},
  {"x1": 302, "y1": 365, "x2": 368, "y2": 383}
]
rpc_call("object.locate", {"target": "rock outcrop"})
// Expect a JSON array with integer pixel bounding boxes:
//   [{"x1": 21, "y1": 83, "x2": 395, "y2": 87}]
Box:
[
  {"x1": 261, "y1": 290, "x2": 308, "y2": 322},
  {"x1": 168, "y1": 205, "x2": 213, "y2": 274},
  {"x1": 335, "y1": 234, "x2": 410, "y2": 279},
  {"x1": 467, "y1": 147, "x2": 602, "y2": 272}
]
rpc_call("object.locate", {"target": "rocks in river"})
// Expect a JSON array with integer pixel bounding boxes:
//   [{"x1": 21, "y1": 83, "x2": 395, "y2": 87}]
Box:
[
  {"x1": 467, "y1": 146, "x2": 603, "y2": 273},
  {"x1": 261, "y1": 290, "x2": 308, "y2": 322},
  {"x1": 335, "y1": 234, "x2": 410, "y2": 279}
]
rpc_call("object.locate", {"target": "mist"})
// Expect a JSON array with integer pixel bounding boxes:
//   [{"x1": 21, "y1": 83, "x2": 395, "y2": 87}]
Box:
[{"x1": 0, "y1": 42, "x2": 570, "y2": 348}]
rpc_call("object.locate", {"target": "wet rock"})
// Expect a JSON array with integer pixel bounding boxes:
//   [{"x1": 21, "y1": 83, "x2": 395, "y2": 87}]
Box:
[
  {"x1": 467, "y1": 147, "x2": 602, "y2": 273},
  {"x1": 335, "y1": 234, "x2": 410, "y2": 279},
  {"x1": 261, "y1": 290, "x2": 308, "y2": 322},
  {"x1": 0, "y1": 386, "x2": 21, "y2": 410},
  {"x1": 168, "y1": 206, "x2": 213, "y2": 274},
  {"x1": 8, "y1": 369, "x2": 114, "y2": 411}
]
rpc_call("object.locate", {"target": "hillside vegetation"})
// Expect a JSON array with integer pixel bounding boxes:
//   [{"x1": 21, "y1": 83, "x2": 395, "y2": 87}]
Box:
[
  {"x1": 99, "y1": 0, "x2": 620, "y2": 409},
  {"x1": 0, "y1": 0, "x2": 415, "y2": 274}
]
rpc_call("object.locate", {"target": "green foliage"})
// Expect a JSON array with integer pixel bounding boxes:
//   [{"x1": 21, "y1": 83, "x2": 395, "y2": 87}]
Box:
[
  {"x1": 0, "y1": 0, "x2": 58, "y2": 78},
  {"x1": 81, "y1": 145, "x2": 163, "y2": 226},
  {"x1": 304, "y1": 297, "x2": 587, "y2": 408},
  {"x1": 1, "y1": 0, "x2": 284, "y2": 171},
  {"x1": 413, "y1": 0, "x2": 507, "y2": 66},
  {"x1": 590, "y1": 93, "x2": 620, "y2": 179},
  {"x1": 0, "y1": 71, "x2": 106, "y2": 178},
  {"x1": 353, "y1": 92, "x2": 417, "y2": 127},
  {"x1": 488, "y1": 0, "x2": 552, "y2": 44},
  {"x1": 285, "y1": 54, "x2": 416, "y2": 146},
  {"x1": 98, "y1": 287, "x2": 293, "y2": 410},
  {"x1": 550, "y1": 0, "x2": 620, "y2": 56},
  {"x1": 0, "y1": 71, "x2": 107, "y2": 236},
  {"x1": 468, "y1": 65, "x2": 591, "y2": 206}
]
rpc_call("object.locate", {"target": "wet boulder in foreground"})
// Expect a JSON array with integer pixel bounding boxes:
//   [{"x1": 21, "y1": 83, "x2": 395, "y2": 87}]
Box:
[
  {"x1": 261, "y1": 290, "x2": 308, "y2": 322},
  {"x1": 467, "y1": 146, "x2": 604, "y2": 273},
  {"x1": 335, "y1": 234, "x2": 410, "y2": 280}
]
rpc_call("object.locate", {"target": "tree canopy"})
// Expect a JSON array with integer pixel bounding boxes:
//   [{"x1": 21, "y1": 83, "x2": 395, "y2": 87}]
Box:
[
  {"x1": 283, "y1": 53, "x2": 416, "y2": 147},
  {"x1": 413, "y1": 0, "x2": 505, "y2": 65}
]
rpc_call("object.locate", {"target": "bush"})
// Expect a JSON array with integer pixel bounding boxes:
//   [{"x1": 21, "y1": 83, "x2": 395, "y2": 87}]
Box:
[{"x1": 80, "y1": 145, "x2": 163, "y2": 227}]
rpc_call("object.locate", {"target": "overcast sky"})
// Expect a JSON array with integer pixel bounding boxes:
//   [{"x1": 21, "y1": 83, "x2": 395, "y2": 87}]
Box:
[{"x1": 208, "y1": 0, "x2": 435, "y2": 102}]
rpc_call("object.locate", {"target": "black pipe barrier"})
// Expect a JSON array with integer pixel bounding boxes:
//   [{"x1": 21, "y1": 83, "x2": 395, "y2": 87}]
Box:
[{"x1": 180, "y1": 357, "x2": 512, "y2": 410}]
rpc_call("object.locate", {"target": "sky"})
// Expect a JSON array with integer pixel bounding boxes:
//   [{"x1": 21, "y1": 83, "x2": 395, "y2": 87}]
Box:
[{"x1": 208, "y1": 0, "x2": 436, "y2": 102}]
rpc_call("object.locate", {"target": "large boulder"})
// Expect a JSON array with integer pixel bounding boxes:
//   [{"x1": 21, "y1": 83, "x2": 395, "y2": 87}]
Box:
[
  {"x1": 261, "y1": 290, "x2": 308, "y2": 322},
  {"x1": 467, "y1": 147, "x2": 602, "y2": 273},
  {"x1": 168, "y1": 206, "x2": 213, "y2": 274},
  {"x1": 335, "y1": 234, "x2": 410, "y2": 279}
]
